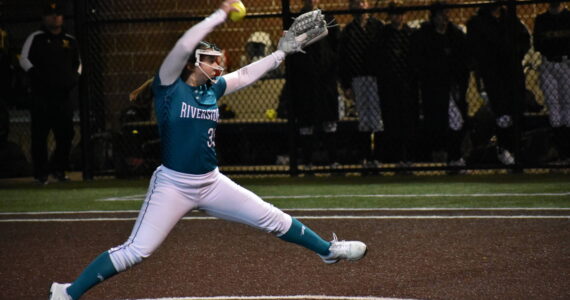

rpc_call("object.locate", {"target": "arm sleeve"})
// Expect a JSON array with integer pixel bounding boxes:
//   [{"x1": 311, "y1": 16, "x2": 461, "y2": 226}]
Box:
[
  {"x1": 222, "y1": 50, "x2": 285, "y2": 95},
  {"x1": 408, "y1": 30, "x2": 424, "y2": 78},
  {"x1": 466, "y1": 19, "x2": 484, "y2": 74},
  {"x1": 513, "y1": 19, "x2": 531, "y2": 60},
  {"x1": 338, "y1": 28, "x2": 352, "y2": 90},
  {"x1": 68, "y1": 34, "x2": 82, "y2": 75},
  {"x1": 533, "y1": 16, "x2": 544, "y2": 53},
  {"x1": 19, "y1": 32, "x2": 37, "y2": 72},
  {"x1": 77, "y1": 54, "x2": 83, "y2": 75},
  {"x1": 158, "y1": 9, "x2": 227, "y2": 86}
]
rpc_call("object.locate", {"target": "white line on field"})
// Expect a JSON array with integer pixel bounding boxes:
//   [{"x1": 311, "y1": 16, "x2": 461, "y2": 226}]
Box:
[
  {"x1": 1, "y1": 207, "x2": 570, "y2": 216},
  {"x1": 98, "y1": 192, "x2": 570, "y2": 201},
  {"x1": 101, "y1": 194, "x2": 147, "y2": 201},
  {"x1": 131, "y1": 296, "x2": 413, "y2": 300},
  {"x1": 1, "y1": 215, "x2": 569, "y2": 222},
  {"x1": 262, "y1": 192, "x2": 570, "y2": 199},
  {"x1": 287, "y1": 207, "x2": 570, "y2": 211},
  {"x1": 0, "y1": 210, "x2": 141, "y2": 215}
]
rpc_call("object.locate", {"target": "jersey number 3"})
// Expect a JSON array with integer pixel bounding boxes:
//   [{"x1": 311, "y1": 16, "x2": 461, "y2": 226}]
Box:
[{"x1": 207, "y1": 128, "x2": 216, "y2": 148}]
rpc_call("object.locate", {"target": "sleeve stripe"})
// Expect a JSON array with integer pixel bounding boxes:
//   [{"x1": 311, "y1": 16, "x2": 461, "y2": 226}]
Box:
[
  {"x1": 64, "y1": 33, "x2": 82, "y2": 74},
  {"x1": 19, "y1": 31, "x2": 42, "y2": 72}
]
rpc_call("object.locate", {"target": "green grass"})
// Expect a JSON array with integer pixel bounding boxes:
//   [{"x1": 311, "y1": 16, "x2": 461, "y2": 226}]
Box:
[{"x1": 0, "y1": 174, "x2": 569, "y2": 212}]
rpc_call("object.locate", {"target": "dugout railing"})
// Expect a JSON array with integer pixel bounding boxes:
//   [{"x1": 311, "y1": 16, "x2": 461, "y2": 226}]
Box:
[{"x1": 0, "y1": 0, "x2": 569, "y2": 179}]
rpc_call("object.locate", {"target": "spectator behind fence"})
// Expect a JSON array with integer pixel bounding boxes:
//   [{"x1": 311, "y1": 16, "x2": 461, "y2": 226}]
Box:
[
  {"x1": 19, "y1": 0, "x2": 81, "y2": 184},
  {"x1": 533, "y1": 1, "x2": 570, "y2": 162},
  {"x1": 1, "y1": 27, "x2": 33, "y2": 178},
  {"x1": 371, "y1": 1, "x2": 419, "y2": 165},
  {"x1": 1, "y1": 27, "x2": 12, "y2": 142},
  {"x1": 284, "y1": 0, "x2": 340, "y2": 171},
  {"x1": 410, "y1": 1, "x2": 470, "y2": 167},
  {"x1": 0, "y1": 30, "x2": 9, "y2": 146},
  {"x1": 339, "y1": 0, "x2": 385, "y2": 168},
  {"x1": 466, "y1": 1, "x2": 530, "y2": 165}
]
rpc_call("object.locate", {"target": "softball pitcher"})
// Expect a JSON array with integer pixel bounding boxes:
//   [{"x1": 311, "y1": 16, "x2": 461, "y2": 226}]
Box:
[{"x1": 49, "y1": 1, "x2": 366, "y2": 299}]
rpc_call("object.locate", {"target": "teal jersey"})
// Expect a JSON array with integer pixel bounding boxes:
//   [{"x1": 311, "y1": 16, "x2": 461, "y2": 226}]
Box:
[{"x1": 152, "y1": 75, "x2": 227, "y2": 174}]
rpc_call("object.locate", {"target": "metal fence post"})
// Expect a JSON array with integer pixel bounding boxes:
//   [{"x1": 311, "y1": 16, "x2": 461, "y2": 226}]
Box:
[
  {"x1": 75, "y1": 0, "x2": 93, "y2": 180},
  {"x1": 281, "y1": 0, "x2": 299, "y2": 177},
  {"x1": 508, "y1": 0, "x2": 523, "y2": 173}
]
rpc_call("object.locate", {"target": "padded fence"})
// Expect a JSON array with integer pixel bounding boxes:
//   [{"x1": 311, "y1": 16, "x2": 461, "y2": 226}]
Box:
[{"x1": 1, "y1": 0, "x2": 569, "y2": 178}]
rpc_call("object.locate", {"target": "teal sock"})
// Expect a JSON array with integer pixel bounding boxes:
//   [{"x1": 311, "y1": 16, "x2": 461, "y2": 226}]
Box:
[
  {"x1": 279, "y1": 217, "x2": 331, "y2": 256},
  {"x1": 66, "y1": 251, "x2": 118, "y2": 300}
]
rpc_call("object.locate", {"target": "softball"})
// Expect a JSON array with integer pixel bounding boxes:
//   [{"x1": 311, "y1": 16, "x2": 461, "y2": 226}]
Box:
[
  {"x1": 265, "y1": 109, "x2": 277, "y2": 120},
  {"x1": 229, "y1": 1, "x2": 246, "y2": 22}
]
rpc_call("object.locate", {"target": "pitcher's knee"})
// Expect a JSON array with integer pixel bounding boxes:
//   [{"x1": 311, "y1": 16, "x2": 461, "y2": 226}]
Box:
[
  {"x1": 108, "y1": 242, "x2": 153, "y2": 272},
  {"x1": 259, "y1": 208, "x2": 292, "y2": 236}
]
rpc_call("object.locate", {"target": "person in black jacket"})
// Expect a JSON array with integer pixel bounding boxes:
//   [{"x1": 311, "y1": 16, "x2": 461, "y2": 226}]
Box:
[
  {"x1": 466, "y1": 1, "x2": 530, "y2": 165},
  {"x1": 533, "y1": 1, "x2": 570, "y2": 161},
  {"x1": 339, "y1": 0, "x2": 384, "y2": 168},
  {"x1": 411, "y1": 1, "x2": 470, "y2": 166},
  {"x1": 19, "y1": 1, "x2": 81, "y2": 184},
  {"x1": 284, "y1": 0, "x2": 340, "y2": 171},
  {"x1": 372, "y1": 1, "x2": 419, "y2": 165}
]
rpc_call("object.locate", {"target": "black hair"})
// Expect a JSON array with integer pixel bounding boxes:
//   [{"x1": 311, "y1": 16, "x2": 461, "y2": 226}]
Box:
[
  {"x1": 429, "y1": 1, "x2": 447, "y2": 18},
  {"x1": 349, "y1": 0, "x2": 363, "y2": 10},
  {"x1": 387, "y1": 1, "x2": 404, "y2": 15}
]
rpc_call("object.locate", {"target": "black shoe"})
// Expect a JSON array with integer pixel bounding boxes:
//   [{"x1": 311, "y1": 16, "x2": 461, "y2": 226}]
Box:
[
  {"x1": 52, "y1": 171, "x2": 70, "y2": 182},
  {"x1": 34, "y1": 176, "x2": 48, "y2": 185}
]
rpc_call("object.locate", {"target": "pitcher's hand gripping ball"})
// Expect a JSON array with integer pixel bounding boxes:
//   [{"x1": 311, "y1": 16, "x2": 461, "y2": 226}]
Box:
[{"x1": 229, "y1": 1, "x2": 246, "y2": 21}]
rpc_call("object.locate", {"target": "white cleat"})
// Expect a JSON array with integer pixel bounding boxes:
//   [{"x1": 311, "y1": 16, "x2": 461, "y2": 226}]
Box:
[
  {"x1": 497, "y1": 148, "x2": 515, "y2": 165},
  {"x1": 319, "y1": 233, "x2": 367, "y2": 264},
  {"x1": 49, "y1": 282, "x2": 72, "y2": 300}
]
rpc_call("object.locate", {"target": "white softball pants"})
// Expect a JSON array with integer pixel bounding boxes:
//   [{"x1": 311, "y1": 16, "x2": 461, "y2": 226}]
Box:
[
  {"x1": 540, "y1": 59, "x2": 570, "y2": 128},
  {"x1": 109, "y1": 165, "x2": 293, "y2": 272}
]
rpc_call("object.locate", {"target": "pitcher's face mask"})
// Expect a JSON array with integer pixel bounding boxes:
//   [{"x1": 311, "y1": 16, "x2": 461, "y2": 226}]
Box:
[{"x1": 194, "y1": 42, "x2": 224, "y2": 82}]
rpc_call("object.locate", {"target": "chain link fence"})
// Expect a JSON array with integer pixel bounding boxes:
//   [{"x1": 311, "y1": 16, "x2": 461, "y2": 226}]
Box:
[{"x1": 1, "y1": 0, "x2": 569, "y2": 179}]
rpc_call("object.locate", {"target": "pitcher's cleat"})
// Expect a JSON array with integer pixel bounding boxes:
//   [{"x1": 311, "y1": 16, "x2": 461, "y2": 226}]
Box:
[
  {"x1": 49, "y1": 282, "x2": 72, "y2": 300},
  {"x1": 319, "y1": 233, "x2": 367, "y2": 264}
]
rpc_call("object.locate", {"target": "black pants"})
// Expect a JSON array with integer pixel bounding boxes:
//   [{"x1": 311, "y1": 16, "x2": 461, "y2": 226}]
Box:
[
  {"x1": 482, "y1": 68, "x2": 525, "y2": 152},
  {"x1": 422, "y1": 127, "x2": 465, "y2": 161},
  {"x1": 30, "y1": 90, "x2": 74, "y2": 179}
]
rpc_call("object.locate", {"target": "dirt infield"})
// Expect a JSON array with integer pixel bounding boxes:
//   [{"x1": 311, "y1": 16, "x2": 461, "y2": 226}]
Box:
[{"x1": 1, "y1": 209, "x2": 569, "y2": 300}]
